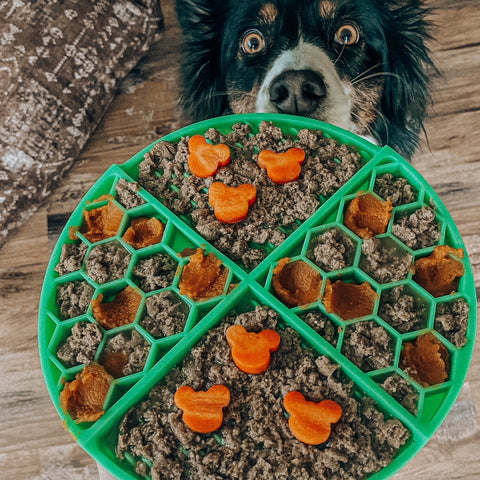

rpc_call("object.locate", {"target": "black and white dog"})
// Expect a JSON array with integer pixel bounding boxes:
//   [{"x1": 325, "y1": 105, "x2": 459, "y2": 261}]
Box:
[{"x1": 174, "y1": 0, "x2": 434, "y2": 159}]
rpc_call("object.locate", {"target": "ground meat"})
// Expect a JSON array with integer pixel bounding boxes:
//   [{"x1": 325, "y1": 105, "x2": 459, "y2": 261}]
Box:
[
  {"x1": 117, "y1": 307, "x2": 409, "y2": 480},
  {"x1": 57, "y1": 322, "x2": 103, "y2": 367},
  {"x1": 392, "y1": 206, "x2": 440, "y2": 250},
  {"x1": 115, "y1": 179, "x2": 145, "y2": 209},
  {"x1": 132, "y1": 253, "x2": 177, "y2": 292},
  {"x1": 434, "y1": 298, "x2": 469, "y2": 348},
  {"x1": 55, "y1": 242, "x2": 88, "y2": 275},
  {"x1": 378, "y1": 286, "x2": 427, "y2": 333},
  {"x1": 308, "y1": 228, "x2": 356, "y2": 272},
  {"x1": 342, "y1": 321, "x2": 394, "y2": 372},
  {"x1": 374, "y1": 173, "x2": 418, "y2": 206},
  {"x1": 299, "y1": 310, "x2": 338, "y2": 346},
  {"x1": 56, "y1": 280, "x2": 94, "y2": 320},
  {"x1": 141, "y1": 290, "x2": 188, "y2": 338},
  {"x1": 379, "y1": 374, "x2": 419, "y2": 416},
  {"x1": 137, "y1": 121, "x2": 363, "y2": 270},
  {"x1": 101, "y1": 329, "x2": 150, "y2": 377},
  {"x1": 85, "y1": 241, "x2": 131, "y2": 284},
  {"x1": 360, "y1": 237, "x2": 413, "y2": 283}
]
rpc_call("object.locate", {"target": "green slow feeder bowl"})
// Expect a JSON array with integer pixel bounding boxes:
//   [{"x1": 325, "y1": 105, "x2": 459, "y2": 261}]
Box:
[{"x1": 38, "y1": 114, "x2": 477, "y2": 479}]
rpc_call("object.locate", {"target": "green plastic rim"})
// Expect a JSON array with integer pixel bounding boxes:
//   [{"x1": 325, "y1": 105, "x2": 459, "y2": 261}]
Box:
[{"x1": 38, "y1": 113, "x2": 477, "y2": 480}]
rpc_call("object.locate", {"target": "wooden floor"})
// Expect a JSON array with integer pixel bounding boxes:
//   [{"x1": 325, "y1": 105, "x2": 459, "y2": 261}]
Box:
[{"x1": 1, "y1": 1, "x2": 479, "y2": 478}]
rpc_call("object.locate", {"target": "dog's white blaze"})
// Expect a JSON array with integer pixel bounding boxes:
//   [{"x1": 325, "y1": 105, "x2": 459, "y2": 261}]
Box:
[{"x1": 255, "y1": 40, "x2": 353, "y2": 130}]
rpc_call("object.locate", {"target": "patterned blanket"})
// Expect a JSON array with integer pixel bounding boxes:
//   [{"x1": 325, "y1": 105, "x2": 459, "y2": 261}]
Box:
[{"x1": 0, "y1": 0, "x2": 163, "y2": 249}]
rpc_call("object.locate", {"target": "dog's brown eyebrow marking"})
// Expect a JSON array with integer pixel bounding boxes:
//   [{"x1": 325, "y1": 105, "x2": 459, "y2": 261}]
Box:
[
  {"x1": 259, "y1": 3, "x2": 278, "y2": 24},
  {"x1": 319, "y1": 0, "x2": 336, "y2": 18}
]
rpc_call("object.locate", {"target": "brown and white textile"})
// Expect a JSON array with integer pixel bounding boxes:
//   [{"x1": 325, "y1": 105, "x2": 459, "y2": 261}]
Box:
[{"x1": 0, "y1": 0, "x2": 163, "y2": 249}]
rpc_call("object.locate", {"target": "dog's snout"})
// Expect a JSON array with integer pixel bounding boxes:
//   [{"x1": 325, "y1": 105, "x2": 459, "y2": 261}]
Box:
[{"x1": 269, "y1": 70, "x2": 326, "y2": 115}]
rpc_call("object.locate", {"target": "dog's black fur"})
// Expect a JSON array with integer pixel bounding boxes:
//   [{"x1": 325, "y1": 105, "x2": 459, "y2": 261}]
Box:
[{"x1": 175, "y1": 0, "x2": 435, "y2": 159}]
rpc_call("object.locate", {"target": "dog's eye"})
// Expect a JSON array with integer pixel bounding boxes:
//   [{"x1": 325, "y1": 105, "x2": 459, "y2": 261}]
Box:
[
  {"x1": 241, "y1": 29, "x2": 265, "y2": 55},
  {"x1": 334, "y1": 24, "x2": 360, "y2": 46}
]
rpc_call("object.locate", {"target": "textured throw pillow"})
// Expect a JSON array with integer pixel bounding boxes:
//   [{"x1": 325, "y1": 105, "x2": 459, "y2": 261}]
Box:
[{"x1": 0, "y1": 0, "x2": 164, "y2": 249}]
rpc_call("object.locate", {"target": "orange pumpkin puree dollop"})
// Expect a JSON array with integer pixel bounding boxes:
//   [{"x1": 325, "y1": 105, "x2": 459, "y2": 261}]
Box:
[
  {"x1": 59, "y1": 364, "x2": 113, "y2": 423},
  {"x1": 179, "y1": 248, "x2": 228, "y2": 300},
  {"x1": 344, "y1": 192, "x2": 392, "y2": 238}
]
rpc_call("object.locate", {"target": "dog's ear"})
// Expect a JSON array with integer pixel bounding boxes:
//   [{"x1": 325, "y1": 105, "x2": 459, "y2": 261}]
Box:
[
  {"x1": 377, "y1": 0, "x2": 436, "y2": 158},
  {"x1": 175, "y1": 0, "x2": 230, "y2": 121}
]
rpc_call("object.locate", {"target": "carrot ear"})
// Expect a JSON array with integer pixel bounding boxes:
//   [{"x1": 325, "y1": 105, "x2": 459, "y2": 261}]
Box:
[{"x1": 259, "y1": 329, "x2": 282, "y2": 350}]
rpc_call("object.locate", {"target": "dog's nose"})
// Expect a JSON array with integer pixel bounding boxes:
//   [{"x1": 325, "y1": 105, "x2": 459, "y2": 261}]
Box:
[{"x1": 269, "y1": 70, "x2": 326, "y2": 116}]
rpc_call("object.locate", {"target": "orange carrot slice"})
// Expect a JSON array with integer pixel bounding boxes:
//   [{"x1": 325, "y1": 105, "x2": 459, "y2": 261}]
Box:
[
  {"x1": 284, "y1": 391, "x2": 342, "y2": 445},
  {"x1": 208, "y1": 182, "x2": 257, "y2": 223},
  {"x1": 188, "y1": 135, "x2": 231, "y2": 178},
  {"x1": 258, "y1": 148, "x2": 305, "y2": 184},
  {"x1": 226, "y1": 325, "x2": 281, "y2": 374},
  {"x1": 174, "y1": 384, "x2": 231, "y2": 433}
]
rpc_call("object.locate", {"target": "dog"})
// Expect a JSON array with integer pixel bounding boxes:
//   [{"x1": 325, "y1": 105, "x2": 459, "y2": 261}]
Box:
[{"x1": 174, "y1": 0, "x2": 434, "y2": 160}]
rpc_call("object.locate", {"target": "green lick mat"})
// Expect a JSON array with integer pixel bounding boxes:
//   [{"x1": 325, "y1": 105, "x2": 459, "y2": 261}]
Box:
[{"x1": 39, "y1": 114, "x2": 477, "y2": 480}]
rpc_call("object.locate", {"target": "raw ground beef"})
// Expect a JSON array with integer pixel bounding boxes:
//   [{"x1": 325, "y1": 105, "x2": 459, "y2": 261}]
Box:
[
  {"x1": 299, "y1": 310, "x2": 338, "y2": 346},
  {"x1": 308, "y1": 228, "x2": 356, "y2": 272},
  {"x1": 342, "y1": 321, "x2": 394, "y2": 372},
  {"x1": 379, "y1": 374, "x2": 419, "y2": 416},
  {"x1": 132, "y1": 253, "x2": 177, "y2": 292},
  {"x1": 56, "y1": 280, "x2": 94, "y2": 320},
  {"x1": 138, "y1": 121, "x2": 363, "y2": 269},
  {"x1": 378, "y1": 286, "x2": 427, "y2": 333},
  {"x1": 117, "y1": 306, "x2": 409, "y2": 480},
  {"x1": 57, "y1": 321, "x2": 103, "y2": 367},
  {"x1": 392, "y1": 206, "x2": 440, "y2": 250},
  {"x1": 141, "y1": 290, "x2": 188, "y2": 337},
  {"x1": 374, "y1": 174, "x2": 418, "y2": 206},
  {"x1": 55, "y1": 241, "x2": 88, "y2": 275},
  {"x1": 85, "y1": 241, "x2": 131, "y2": 284},
  {"x1": 115, "y1": 179, "x2": 145, "y2": 209},
  {"x1": 434, "y1": 298, "x2": 470, "y2": 348},
  {"x1": 360, "y1": 237, "x2": 413, "y2": 284},
  {"x1": 101, "y1": 329, "x2": 150, "y2": 377}
]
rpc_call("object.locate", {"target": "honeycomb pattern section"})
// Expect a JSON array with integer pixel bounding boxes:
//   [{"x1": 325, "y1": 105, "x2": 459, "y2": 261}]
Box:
[
  {"x1": 43, "y1": 175, "x2": 241, "y2": 430},
  {"x1": 257, "y1": 157, "x2": 474, "y2": 421},
  {"x1": 38, "y1": 117, "x2": 476, "y2": 479}
]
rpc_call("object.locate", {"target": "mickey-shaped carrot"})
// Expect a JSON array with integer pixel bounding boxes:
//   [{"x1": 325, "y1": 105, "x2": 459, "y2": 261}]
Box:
[
  {"x1": 174, "y1": 385, "x2": 231, "y2": 433},
  {"x1": 208, "y1": 182, "x2": 257, "y2": 224},
  {"x1": 188, "y1": 135, "x2": 231, "y2": 178},
  {"x1": 258, "y1": 148, "x2": 305, "y2": 184},
  {"x1": 284, "y1": 391, "x2": 342, "y2": 445},
  {"x1": 226, "y1": 325, "x2": 281, "y2": 374}
]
